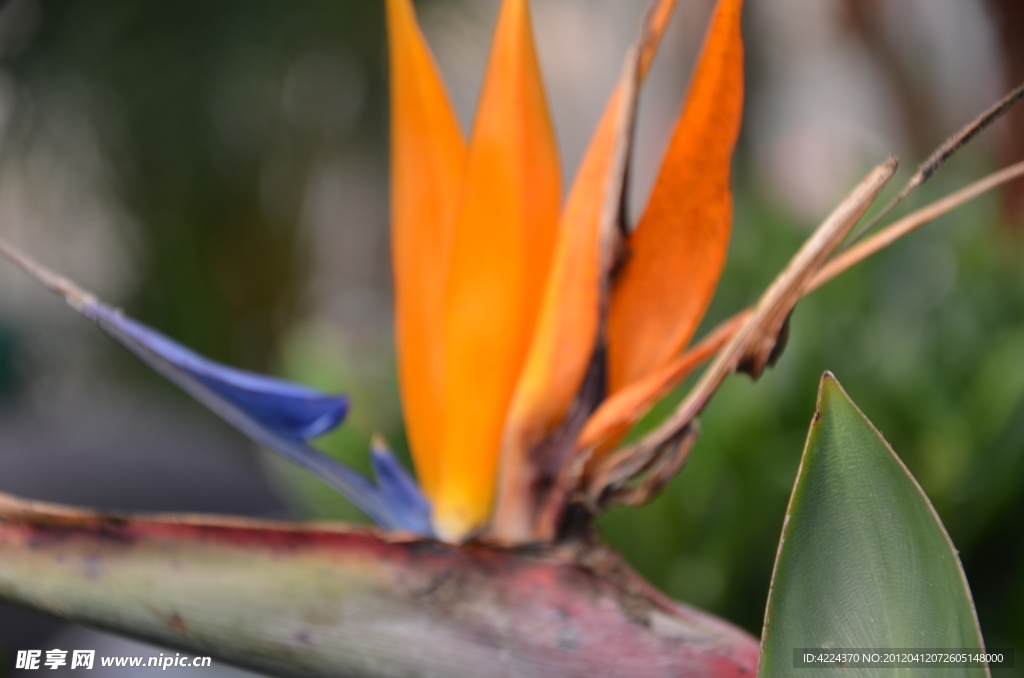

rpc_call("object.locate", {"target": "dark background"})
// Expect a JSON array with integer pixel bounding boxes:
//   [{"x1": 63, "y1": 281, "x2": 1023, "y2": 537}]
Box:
[{"x1": 0, "y1": 0, "x2": 1021, "y2": 674}]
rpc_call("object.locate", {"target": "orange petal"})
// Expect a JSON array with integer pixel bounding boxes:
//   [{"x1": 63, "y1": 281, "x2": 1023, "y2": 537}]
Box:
[
  {"x1": 607, "y1": 0, "x2": 745, "y2": 394},
  {"x1": 490, "y1": 84, "x2": 628, "y2": 542},
  {"x1": 386, "y1": 0, "x2": 466, "y2": 499},
  {"x1": 490, "y1": 0, "x2": 682, "y2": 542},
  {"x1": 434, "y1": 0, "x2": 561, "y2": 541},
  {"x1": 578, "y1": 310, "x2": 748, "y2": 453}
]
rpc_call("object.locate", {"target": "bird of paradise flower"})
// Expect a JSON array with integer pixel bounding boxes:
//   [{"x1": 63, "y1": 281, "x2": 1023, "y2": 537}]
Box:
[
  {"x1": 387, "y1": 0, "x2": 744, "y2": 542},
  {"x1": 0, "y1": 0, "x2": 741, "y2": 543},
  {"x1": 1, "y1": 0, "x2": 1022, "y2": 547}
]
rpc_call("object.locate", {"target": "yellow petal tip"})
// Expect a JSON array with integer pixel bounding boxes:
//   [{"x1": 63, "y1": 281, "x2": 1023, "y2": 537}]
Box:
[{"x1": 431, "y1": 504, "x2": 483, "y2": 544}]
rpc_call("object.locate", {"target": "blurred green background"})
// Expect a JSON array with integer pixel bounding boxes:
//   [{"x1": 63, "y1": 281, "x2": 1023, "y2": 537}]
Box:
[{"x1": 0, "y1": 0, "x2": 1021, "y2": 674}]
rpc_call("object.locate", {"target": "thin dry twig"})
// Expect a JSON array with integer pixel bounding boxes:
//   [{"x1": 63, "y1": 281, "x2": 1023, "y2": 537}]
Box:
[
  {"x1": 646, "y1": 159, "x2": 1024, "y2": 383},
  {"x1": 578, "y1": 83, "x2": 1024, "y2": 512},
  {"x1": 810, "y1": 159, "x2": 1024, "y2": 292},
  {"x1": 844, "y1": 81, "x2": 1024, "y2": 246},
  {"x1": 0, "y1": 239, "x2": 97, "y2": 311},
  {"x1": 585, "y1": 159, "x2": 898, "y2": 506}
]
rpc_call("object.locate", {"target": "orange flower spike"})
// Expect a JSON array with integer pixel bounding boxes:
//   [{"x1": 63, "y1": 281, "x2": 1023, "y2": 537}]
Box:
[
  {"x1": 607, "y1": 0, "x2": 745, "y2": 394},
  {"x1": 493, "y1": 0, "x2": 681, "y2": 541},
  {"x1": 386, "y1": 0, "x2": 466, "y2": 499},
  {"x1": 491, "y1": 85, "x2": 627, "y2": 541},
  {"x1": 435, "y1": 0, "x2": 561, "y2": 541}
]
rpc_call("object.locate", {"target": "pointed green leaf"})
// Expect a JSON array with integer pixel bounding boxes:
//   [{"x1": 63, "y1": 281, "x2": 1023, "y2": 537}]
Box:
[{"x1": 759, "y1": 373, "x2": 988, "y2": 678}]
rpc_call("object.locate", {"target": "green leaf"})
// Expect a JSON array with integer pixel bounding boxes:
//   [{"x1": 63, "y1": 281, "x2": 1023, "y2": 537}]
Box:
[{"x1": 759, "y1": 372, "x2": 988, "y2": 678}]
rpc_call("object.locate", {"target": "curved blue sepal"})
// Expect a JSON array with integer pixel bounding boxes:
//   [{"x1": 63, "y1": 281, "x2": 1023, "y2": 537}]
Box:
[
  {"x1": 0, "y1": 240, "x2": 435, "y2": 535},
  {"x1": 84, "y1": 305, "x2": 347, "y2": 441},
  {"x1": 370, "y1": 438, "x2": 434, "y2": 537},
  {"x1": 84, "y1": 300, "x2": 434, "y2": 534}
]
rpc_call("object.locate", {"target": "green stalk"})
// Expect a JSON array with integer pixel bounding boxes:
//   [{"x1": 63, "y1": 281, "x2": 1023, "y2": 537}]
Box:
[{"x1": 0, "y1": 493, "x2": 758, "y2": 678}]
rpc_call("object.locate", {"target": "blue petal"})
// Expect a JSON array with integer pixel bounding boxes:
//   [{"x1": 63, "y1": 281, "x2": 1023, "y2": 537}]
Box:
[
  {"x1": 370, "y1": 437, "x2": 433, "y2": 536},
  {"x1": 0, "y1": 240, "x2": 434, "y2": 535},
  {"x1": 80, "y1": 302, "x2": 417, "y2": 530},
  {"x1": 85, "y1": 306, "x2": 347, "y2": 441}
]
